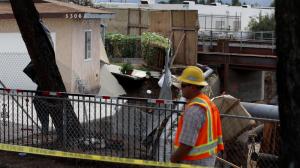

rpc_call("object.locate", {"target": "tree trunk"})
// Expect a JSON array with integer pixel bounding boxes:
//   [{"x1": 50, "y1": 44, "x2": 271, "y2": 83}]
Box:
[
  {"x1": 10, "y1": 0, "x2": 82, "y2": 144},
  {"x1": 276, "y1": 0, "x2": 300, "y2": 167}
]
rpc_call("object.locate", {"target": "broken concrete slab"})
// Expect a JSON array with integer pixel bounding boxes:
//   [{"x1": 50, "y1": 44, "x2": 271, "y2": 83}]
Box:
[
  {"x1": 107, "y1": 64, "x2": 147, "y2": 80},
  {"x1": 99, "y1": 63, "x2": 126, "y2": 97}
]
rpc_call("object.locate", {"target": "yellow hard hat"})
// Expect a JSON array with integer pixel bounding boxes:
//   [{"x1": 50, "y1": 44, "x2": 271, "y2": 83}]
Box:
[{"x1": 178, "y1": 66, "x2": 208, "y2": 86}]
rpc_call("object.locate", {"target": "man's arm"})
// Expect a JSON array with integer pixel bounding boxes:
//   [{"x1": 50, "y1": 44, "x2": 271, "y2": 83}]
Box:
[
  {"x1": 170, "y1": 105, "x2": 206, "y2": 163},
  {"x1": 170, "y1": 143, "x2": 193, "y2": 163}
]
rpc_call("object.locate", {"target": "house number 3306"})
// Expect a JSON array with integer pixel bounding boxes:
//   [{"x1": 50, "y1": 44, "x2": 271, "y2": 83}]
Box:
[{"x1": 66, "y1": 13, "x2": 82, "y2": 19}]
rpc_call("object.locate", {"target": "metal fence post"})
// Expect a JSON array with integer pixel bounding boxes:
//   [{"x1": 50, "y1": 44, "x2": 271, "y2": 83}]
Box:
[
  {"x1": 62, "y1": 99, "x2": 67, "y2": 150},
  {"x1": 272, "y1": 31, "x2": 275, "y2": 54},
  {"x1": 210, "y1": 30, "x2": 213, "y2": 49},
  {"x1": 240, "y1": 31, "x2": 243, "y2": 51}
]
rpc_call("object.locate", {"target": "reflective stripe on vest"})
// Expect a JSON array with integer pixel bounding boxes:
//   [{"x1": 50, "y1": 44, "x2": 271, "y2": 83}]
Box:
[
  {"x1": 194, "y1": 97, "x2": 224, "y2": 149},
  {"x1": 174, "y1": 97, "x2": 222, "y2": 154},
  {"x1": 174, "y1": 97, "x2": 214, "y2": 153},
  {"x1": 174, "y1": 94, "x2": 224, "y2": 160},
  {"x1": 175, "y1": 136, "x2": 223, "y2": 156}
]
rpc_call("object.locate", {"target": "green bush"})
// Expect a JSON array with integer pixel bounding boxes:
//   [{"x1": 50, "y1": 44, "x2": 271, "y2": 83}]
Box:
[
  {"x1": 248, "y1": 13, "x2": 275, "y2": 32},
  {"x1": 141, "y1": 32, "x2": 170, "y2": 68},
  {"x1": 105, "y1": 33, "x2": 140, "y2": 58},
  {"x1": 141, "y1": 32, "x2": 170, "y2": 49},
  {"x1": 120, "y1": 62, "x2": 134, "y2": 75},
  {"x1": 105, "y1": 32, "x2": 171, "y2": 69}
]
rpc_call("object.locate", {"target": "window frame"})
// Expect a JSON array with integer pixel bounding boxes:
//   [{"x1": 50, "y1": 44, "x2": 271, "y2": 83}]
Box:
[
  {"x1": 215, "y1": 20, "x2": 225, "y2": 30},
  {"x1": 84, "y1": 30, "x2": 92, "y2": 61}
]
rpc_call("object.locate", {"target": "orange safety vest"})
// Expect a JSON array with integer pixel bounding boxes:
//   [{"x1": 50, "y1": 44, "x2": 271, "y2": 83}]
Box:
[{"x1": 174, "y1": 93, "x2": 224, "y2": 161}]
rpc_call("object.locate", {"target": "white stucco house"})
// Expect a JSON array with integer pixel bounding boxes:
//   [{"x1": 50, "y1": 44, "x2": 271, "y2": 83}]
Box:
[{"x1": 0, "y1": 0, "x2": 115, "y2": 94}]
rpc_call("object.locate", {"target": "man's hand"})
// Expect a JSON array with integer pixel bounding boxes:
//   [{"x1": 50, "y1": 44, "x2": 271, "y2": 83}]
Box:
[{"x1": 170, "y1": 143, "x2": 193, "y2": 163}]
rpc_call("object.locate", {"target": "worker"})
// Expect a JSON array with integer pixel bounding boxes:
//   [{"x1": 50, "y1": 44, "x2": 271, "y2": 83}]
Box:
[{"x1": 170, "y1": 66, "x2": 224, "y2": 166}]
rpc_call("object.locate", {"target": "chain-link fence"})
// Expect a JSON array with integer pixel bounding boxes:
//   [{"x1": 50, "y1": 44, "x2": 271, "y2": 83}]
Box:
[
  {"x1": 218, "y1": 114, "x2": 279, "y2": 168},
  {"x1": 0, "y1": 88, "x2": 279, "y2": 167},
  {"x1": 0, "y1": 52, "x2": 36, "y2": 90},
  {"x1": 0, "y1": 88, "x2": 183, "y2": 162}
]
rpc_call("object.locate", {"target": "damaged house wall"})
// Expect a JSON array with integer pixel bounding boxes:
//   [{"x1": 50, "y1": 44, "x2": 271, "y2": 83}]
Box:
[
  {"x1": 0, "y1": 1, "x2": 112, "y2": 94},
  {"x1": 71, "y1": 19, "x2": 105, "y2": 94},
  {"x1": 0, "y1": 18, "x2": 106, "y2": 93}
]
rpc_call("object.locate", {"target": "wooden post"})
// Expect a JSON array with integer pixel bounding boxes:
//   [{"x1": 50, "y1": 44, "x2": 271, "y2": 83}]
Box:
[
  {"x1": 276, "y1": 0, "x2": 300, "y2": 166},
  {"x1": 127, "y1": 8, "x2": 130, "y2": 35}
]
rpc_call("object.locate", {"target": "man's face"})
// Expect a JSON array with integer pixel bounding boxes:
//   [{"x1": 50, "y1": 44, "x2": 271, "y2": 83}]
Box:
[{"x1": 181, "y1": 83, "x2": 193, "y2": 99}]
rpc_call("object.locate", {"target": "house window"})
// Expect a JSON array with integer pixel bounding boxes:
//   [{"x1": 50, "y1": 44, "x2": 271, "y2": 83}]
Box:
[
  {"x1": 215, "y1": 20, "x2": 225, "y2": 30},
  {"x1": 233, "y1": 20, "x2": 241, "y2": 31},
  {"x1": 84, "y1": 30, "x2": 92, "y2": 60}
]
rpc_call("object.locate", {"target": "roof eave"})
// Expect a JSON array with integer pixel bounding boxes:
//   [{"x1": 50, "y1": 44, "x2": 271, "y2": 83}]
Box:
[
  {"x1": 83, "y1": 13, "x2": 115, "y2": 19},
  {"x1": 0, "y1": 12, "x2": 115, "y2": 20}
]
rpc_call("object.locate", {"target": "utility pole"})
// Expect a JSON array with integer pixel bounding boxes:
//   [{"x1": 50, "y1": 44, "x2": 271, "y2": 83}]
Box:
[{"x1": 276, "y1": 0, "x2": 300, "y2": 167}]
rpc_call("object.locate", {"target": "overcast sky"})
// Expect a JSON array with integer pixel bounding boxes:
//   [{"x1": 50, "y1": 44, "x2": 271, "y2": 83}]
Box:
[
  {"x1": 222, "y1": 0, "x2": 273, "y2": 7},
  {"x1": 95, "y1": 0, "x2": 274, "y2": 6}
]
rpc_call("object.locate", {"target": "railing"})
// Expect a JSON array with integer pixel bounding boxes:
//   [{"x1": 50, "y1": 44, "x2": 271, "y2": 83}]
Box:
[
  {"x1": 0, "y1": 88, "x2": 183, "y2": 162},
  {"x1": 199, "y1": 30, "x2": 276, "y2": 45},
  {"x1": 198, "y1": 14, "x2": 241, "y2": 32},
  {"x1": 198, "y1": 30, "x2": 276, "y2": 54},
  {"x1": 0, "y1": 88, "x2": 280, "y2": 167}
]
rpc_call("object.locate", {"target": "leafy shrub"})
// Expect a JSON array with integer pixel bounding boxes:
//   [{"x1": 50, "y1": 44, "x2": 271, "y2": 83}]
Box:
[
  {"x1": 141, "y1": 32, "x2": 170, "y2": 69},
  {"x1": 120, "y1": 62, "x2": 134, "y2": 75},
  {"x1": 105, "y1": 32, "x2": 171, "y2": 69},
  {"x1": 105, "y1": 33, "x2": 140, "y2": 58},
  {"x1": 248, "y1": 14, "x2": 275, "y2": 32}
]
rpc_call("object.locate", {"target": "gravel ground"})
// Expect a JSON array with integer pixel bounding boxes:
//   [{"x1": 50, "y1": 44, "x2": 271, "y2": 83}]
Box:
[{"x1": 0, "y1": 151, "x2": 148, "y2": 168}]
